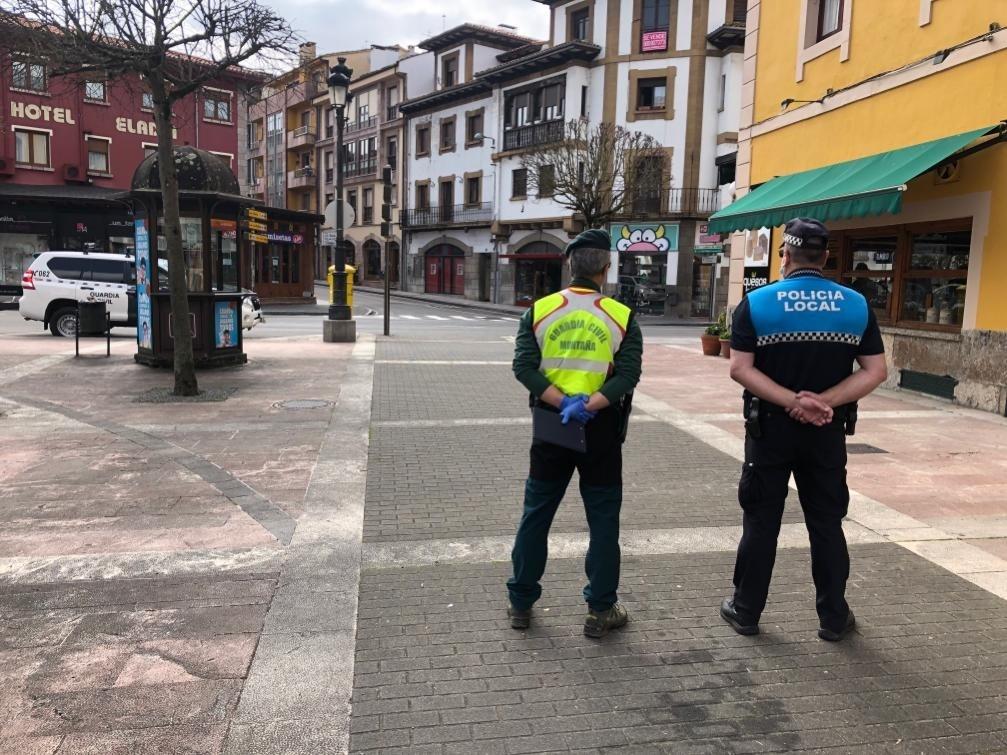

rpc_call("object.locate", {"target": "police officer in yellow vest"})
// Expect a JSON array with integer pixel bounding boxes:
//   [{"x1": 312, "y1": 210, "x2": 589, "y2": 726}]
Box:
[{"x1": 508, "y1": 229, "x2": 643, "y2": 638}]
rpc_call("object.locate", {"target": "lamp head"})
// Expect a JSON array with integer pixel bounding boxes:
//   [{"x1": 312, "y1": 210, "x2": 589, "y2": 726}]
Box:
[{"x1": 327, "y1": 57, "x2": 353, "y2": 108}]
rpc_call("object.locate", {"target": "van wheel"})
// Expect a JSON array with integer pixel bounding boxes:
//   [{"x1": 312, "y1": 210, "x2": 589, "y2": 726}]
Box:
[{"x1": 51, "y1": 307, "x2": 78, "y2": 338}]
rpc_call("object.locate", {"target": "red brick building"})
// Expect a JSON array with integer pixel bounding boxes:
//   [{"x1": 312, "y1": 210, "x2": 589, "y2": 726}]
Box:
[{"x1": 0, "y1": 51, "x2": 261, "y2": 285}]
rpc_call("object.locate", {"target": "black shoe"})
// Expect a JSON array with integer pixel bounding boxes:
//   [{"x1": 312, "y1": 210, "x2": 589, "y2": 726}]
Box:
[
  {"x1": 818, "y1": 611, "x2": 856, "y2": 642},
  {"x1": 583, "y1": 602, "x2": 629, "y2": 638},
  {"x1": 720, "y1": 599, "x2": 760, "y2": 636},
  {"x1": 508, "y1": 605, "x2": 531, "y2": 630}
]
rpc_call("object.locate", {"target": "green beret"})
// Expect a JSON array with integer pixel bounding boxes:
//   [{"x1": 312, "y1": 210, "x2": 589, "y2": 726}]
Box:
[{"x1": 565, "y1": 228, "x2": 611, "y2": 256}]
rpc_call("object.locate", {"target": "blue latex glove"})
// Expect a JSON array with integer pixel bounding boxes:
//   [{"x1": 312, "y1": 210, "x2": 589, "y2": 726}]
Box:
[
  {"x1": 560, "y1": 397, "x2": 596, "y2": 425},
  {"x1": 559, "y1": 394, "x2": 589, "y2": 414}
]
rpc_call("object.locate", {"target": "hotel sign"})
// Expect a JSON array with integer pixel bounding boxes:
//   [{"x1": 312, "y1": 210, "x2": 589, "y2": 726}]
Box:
[{"x1": 10, "y1": 101, "x2": 176, "y2": 137}]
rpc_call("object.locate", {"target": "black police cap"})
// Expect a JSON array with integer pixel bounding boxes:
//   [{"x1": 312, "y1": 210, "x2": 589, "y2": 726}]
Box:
[
  {"x1": 565, "y1": 228, "x2": 612, "y2": 256},
  {"x1": 782, "y1": 217, "x2": 829, "y2": 251}
]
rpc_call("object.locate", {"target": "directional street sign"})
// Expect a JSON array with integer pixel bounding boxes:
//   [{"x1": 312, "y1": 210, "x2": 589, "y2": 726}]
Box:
[
  {"x1": 248, "y1": 221, "x2": 267, "y2": 232},
  {"x1": 249, "y1": 233, "x2": 268, "y2": 244},
  {"x1": 247, "y1": 209, "x2": 268, "y2": 221}
]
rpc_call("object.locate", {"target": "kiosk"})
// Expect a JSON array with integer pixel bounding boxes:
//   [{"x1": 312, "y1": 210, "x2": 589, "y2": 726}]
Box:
[{"x1": 120, "y1": 147, "x2": 260, "y2": 368}]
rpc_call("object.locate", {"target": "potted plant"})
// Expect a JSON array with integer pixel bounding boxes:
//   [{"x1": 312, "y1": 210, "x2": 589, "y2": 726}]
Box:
[
  {"x1": 701, "y1": 321, "x2": 722, "y2": 356},
  {"x1": 720, "y1": 327, "x2": 732, "y2": 358}
]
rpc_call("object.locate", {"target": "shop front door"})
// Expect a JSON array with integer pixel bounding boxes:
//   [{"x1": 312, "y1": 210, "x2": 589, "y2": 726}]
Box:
[
  {"x1": 424, "y1": 245, "x2": 464, "y2": 295},
  {"x1": 256, "y1": 243, "x2": 302, "y2": 299},
  {"x1": 511, "y1": 242, "x2": 564, "y2": 307}
]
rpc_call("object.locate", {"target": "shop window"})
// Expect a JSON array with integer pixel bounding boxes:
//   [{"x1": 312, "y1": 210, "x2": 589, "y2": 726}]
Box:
[
  {"x1": 84, "y1": 80, "x2": 107, "y2": 103},
  {"x1": 14, "y1": 128, "x2": 50, "y2": 167},
  {"x1": 203, "y1": 92, "x2": 231, "y2": 122},
  {"x1": 86, "y1": 137, "x2": 110, "y2": 174},
  {"x1": 637, "y1": 78, "x2": 667, "y2": 111},
  {"x1": 512, "y1": 168, "x2": 528, "y2": 199},
  {"x1": 12, "y1": 59, "x2": 46, "y2": 92},
  {"x1": 538, "y1": 165, "x2": 556, "y2": 197},
  {"x1": 570, "y1": 7, "x2": 590, "y2": 41},
  {"x1": 465, "y1": 176, "x2": 481, "y2": 206},
  {"x1": 466, "y1": 111, "x2": 484, "y2": 146},
  {"x1": 818, "y1": 0, "x2": 844, "y2": 40},
  {"x1": 899, "y1": 229, "x2": 970, "y2": 327},
  {"x1": 440, "y1": 117, "x2": 456, "y2": 153},
  {"x1": 416, "y1": 124, "x2": 431, "y2": 156},
  {"x1": 843, "y1": 235, "x2": 896, "y2": 319}
]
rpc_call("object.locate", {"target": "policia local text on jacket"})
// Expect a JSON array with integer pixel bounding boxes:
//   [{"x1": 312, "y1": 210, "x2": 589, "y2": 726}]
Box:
[{"x1": 507, "y1": 233, "x2": 643, "y2": 638}]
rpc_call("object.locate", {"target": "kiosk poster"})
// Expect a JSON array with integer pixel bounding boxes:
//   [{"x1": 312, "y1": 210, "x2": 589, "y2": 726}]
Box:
[
  {"x1": 135, "y1": 219, "x2": 152, "y2": 349},
  {"x1": 742, "y1": 226, "x2": 771, "y2": 296},
  {"x1": 214, "y1": 300, "x2": 238, "y2": 348}
]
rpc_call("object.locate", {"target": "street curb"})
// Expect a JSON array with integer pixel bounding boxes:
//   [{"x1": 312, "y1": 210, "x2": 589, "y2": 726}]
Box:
[{"x1": 352, "y1": 285, "x2": 525, "y2": 317}]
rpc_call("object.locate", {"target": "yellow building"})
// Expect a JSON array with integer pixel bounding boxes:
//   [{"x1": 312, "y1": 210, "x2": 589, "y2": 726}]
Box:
[{"x1": 710, "y1": 0, "x2": 1007, "y2": 413}]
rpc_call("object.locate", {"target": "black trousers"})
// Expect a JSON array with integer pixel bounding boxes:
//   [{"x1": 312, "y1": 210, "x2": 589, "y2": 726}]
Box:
[{"x1": 732, "y1": 412, "x2": 851, "y2": 632}]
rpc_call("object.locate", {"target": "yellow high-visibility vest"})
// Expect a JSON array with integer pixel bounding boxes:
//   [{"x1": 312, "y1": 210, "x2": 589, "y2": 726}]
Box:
[{"x1": 533, "y1": 287, "x2": 631, "y2": 396}]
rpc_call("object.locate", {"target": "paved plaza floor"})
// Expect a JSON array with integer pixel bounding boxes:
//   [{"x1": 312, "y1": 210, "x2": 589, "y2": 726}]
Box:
[{"x1": 0, "y1": 312, "x2": 1004, "y2": 753}]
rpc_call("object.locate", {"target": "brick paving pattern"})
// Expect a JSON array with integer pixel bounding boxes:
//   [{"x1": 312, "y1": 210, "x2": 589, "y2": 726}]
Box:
[{"x1": 352, "y1": 335, "x2": 1007, "y2": 754}]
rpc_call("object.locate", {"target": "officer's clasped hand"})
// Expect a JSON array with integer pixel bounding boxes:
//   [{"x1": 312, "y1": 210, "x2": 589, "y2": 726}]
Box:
[
  {"x1": 788, "y1": 391, "x2": 833, "y2": 426},
  {"x1": 559, "y1": 395, "x2": 596, "y2": 425}
]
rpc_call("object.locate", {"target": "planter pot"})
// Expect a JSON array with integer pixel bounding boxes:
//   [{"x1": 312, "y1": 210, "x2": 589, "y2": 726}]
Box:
[
  {"x1": 701, "y1": 333, "x2": 721, "y2": 356},
  {"x1": 720, "y1": 339, "x2": 731, "y2": 358}
]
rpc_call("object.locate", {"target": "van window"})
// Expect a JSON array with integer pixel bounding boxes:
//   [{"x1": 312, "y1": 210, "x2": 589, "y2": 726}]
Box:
[
  {"x1": 46, "y1": 257, "x2": 84, "y2": 279},
  {"x1": 89, "y1": 259, "x2": 127, "y2": 283}
]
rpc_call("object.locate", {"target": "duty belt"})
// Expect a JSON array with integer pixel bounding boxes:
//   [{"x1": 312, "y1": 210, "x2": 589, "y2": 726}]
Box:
[{"x1": 743, "y1": 396, "x2": 858, "y2": 437}]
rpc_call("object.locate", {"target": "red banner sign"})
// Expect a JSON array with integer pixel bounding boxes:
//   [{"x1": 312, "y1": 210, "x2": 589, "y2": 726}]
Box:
[{"x1": 641, "y1": 30, "x2": 668, "y2": 52}]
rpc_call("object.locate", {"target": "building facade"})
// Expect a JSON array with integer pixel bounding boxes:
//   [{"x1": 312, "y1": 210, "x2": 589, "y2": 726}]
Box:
[
  {"x1": 0, "y1": 50, "x2": 253, "y2": 286},
  {"x1": 400, "y1": 3, "x2": 744, "y2": 315},
  {"x1": 714, "y1": 0, "x2": 1007, "y2": 413}
]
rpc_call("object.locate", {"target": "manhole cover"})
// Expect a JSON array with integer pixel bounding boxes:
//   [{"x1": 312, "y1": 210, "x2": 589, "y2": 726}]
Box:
[
  {"x1": 273, "y1": 399, "x2": 333, "y2": 411},
  {"x1": 847, "y1": 443, "x2": 887, "y2": 454}
]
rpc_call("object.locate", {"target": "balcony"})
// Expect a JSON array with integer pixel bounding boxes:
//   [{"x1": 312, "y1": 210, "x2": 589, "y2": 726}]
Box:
[
  {"x1": 708, "y1": 0, "x2": 746, "y2": 49},
  {"x1": 325, "y1": 167, "x2": 334, "y2": 185},
  {"x1": 342, "y1": 157, "x2": 377, "y2": 178},
  {"x1": 246, "y1": 177, "x2": 264, "y2": 194},
  {"x1": 401, "y1": 202, "x2": 494, "y2": 229},
  {"x1": 287, "y1": 166, "x2": 316, "y2": 189},
  {"x1": 502, "y1": 120, "x2": 564, "y2": 152},
  {"x1": 386, "y1": 104, "x2": 400, "y2": 122},
  {"x1": 345, "y1": 115, "x2": 378, "y2": 135},
  {"x1": 289, "y1": 125, "x2": 317, "y2": 149},
  {"x1": 618, "y1": 188, "x2": 722, "y2": 219}
]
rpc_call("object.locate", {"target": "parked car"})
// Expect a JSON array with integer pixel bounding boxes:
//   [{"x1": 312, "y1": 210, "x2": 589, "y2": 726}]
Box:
[{"x1": 19, "y1": 251, "x2": 264, "y2": 337}]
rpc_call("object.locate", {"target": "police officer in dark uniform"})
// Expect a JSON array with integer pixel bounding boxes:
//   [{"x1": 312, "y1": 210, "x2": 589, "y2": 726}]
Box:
[{"x1": 720, "y1": 218, "x2": 888, "y2": 642}]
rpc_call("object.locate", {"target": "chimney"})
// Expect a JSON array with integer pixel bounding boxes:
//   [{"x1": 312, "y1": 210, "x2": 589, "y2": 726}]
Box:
[{"x1": 299, "y1": 42, "x2": 317, "y2": 64}]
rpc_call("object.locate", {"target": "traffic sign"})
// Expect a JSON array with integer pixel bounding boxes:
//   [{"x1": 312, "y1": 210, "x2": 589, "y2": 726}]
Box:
[
  {"x1": 323, "y1": 200, "x2": 355, "y2": 230},
  {"x1": 321, "y1": 229, "x2": 338, "y2": 246},
  {"x1": 248, "y1": 221, "x2": 267, "y2": 232},
  {"x1": 247, "y1": 208, "x2": 267, "y2": 221},
  {"x1": 249, "y1": 233, "x2": 268, "y2": 243}
]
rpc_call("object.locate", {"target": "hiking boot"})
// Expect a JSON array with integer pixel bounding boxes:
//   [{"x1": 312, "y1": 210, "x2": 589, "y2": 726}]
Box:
[
  {"x1": 720, "y1": 599, "x2": 760, "y2": 636},
  {"x1": 818, "y1": 611, "x2": 856, "y2": 642},
  {"x1": 508, "y1": 605, "x2": 531, "y2": 630},
  {"x1": 583, "y1": 602, "x2": 629, "y2": 638}
]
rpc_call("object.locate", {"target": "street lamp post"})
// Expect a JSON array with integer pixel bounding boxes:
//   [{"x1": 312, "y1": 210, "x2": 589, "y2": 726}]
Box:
[{"x1": 323, "y1": 57, "x2": 356, "y2": 342}]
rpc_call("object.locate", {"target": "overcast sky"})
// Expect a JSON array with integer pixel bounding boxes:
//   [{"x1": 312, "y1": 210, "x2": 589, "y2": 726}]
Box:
[{"x1": 263, "y1": 0, "x2": 551, "y2": 56}]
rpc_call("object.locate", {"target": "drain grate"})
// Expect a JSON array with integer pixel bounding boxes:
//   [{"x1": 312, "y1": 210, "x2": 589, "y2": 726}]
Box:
[
  {"x1": 273, "y1": 399, "x2": 333, "y2": 411},
  {"x1": 847, "y1": 443, "x2": 888, "y2": 454}
]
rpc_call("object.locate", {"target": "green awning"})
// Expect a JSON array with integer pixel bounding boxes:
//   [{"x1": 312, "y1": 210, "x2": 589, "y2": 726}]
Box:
[{"x1": 707, "y1": 125, "x2": 998, "y2": 234}]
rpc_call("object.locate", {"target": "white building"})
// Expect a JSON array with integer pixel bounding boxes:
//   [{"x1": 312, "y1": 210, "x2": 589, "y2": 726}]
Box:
[{"x1": 401, "y1": 2, "x2": 744, "y2": 315}]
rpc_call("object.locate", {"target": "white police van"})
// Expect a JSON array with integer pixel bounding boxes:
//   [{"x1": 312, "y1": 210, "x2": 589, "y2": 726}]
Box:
[{"x1": 19, "y1": 251, "x2": 264, "y2": 337}]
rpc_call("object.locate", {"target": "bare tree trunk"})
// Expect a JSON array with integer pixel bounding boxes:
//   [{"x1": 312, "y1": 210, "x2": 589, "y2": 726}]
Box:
[{"x1": 149, "y1": 74, "x2": 199, "y2": 396}]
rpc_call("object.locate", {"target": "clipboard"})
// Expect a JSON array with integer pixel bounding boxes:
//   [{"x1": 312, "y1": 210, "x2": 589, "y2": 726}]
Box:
[{"x1": 532, "y1": 407, "x2": 587, "y2": 452}]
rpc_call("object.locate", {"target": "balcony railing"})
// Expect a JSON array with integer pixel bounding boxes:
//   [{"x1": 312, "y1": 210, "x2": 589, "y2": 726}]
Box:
[
  {"x1": 619, "y1": 188, "x2": 721, "y2": 219},
  {"x1": 289, "y1": 125, "x2": 317, "y2": 149},
  {"x1": 386, "y1": 104, "x2": 400, "y2": 121},
  {"x1": 287, "y1": 167, "x2": 315, "y2": 189},
  {"x1": 502, "y1": 120, "x2": 565, "y2": 151},
  {"x1": 401, "y1": 202, "x2": 494, "y2": 228},
  {"x1": 325, "y1": 167, "x2": 334, "y2": 184},
  {"x1": 342, "y1": 157, "x2": 377, "y2": 178},
  {"x1": 345, "y1": 115, "x2": 378, "y2": 134}
]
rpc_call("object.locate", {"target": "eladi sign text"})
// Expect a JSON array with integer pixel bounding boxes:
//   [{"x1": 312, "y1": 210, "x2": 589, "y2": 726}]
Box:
[{"x1": 10, "y1": 101, "x2": 177, "y2": 137}]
